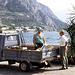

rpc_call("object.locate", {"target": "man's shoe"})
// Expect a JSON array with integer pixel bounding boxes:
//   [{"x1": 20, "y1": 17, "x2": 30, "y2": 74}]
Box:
[{"x1": 66, "y1": 67, "x2": 68, "y2": 69}]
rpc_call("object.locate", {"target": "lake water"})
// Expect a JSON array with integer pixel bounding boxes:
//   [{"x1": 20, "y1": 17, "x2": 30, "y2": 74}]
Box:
[{"x1": 23, "y1": 32, "x2": 61, "y2": 45}]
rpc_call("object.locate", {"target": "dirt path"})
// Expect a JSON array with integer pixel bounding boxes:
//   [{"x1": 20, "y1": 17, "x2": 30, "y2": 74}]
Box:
[{"x1": 0, "y1": 61, "x2": 75, "y2": 75}]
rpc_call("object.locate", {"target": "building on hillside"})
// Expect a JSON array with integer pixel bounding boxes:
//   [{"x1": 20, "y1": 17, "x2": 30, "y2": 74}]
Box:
[
  {"x1": 15, "y1": 27, "x2": 23, "y2": 31},
  {"x1": 24, "y1": 26, "x2": 35, "y2": 32},
  {"x1": 2, "y1": 30, "x2": 17, "y2": 33},
  {"x1": 2, "y1": 27, "x2": 9, "y2": 31}
]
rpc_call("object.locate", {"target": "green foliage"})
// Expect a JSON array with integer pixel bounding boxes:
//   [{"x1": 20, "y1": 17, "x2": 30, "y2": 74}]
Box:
[
  {"x1": 9, "y1": 26, "x2": 15, "y2": 30},
  {"x1": 1, "y1": 18, "x2": 13, "y2": 25},
  {"x1": 1, "y1": 14, "x2": 42, "y2": 27},
  {"x1": 66, "y1": 23, "x2": 75, "y2": 56},
  {"x1": 66, "y1": 5, "x2": 75, "y2": 56},
  {"x1": 6, "y1": 0, "x2": 29, "y2": 13},
  {"x1": 0, "y1": 5, "x2": 7, "y2": 11}
]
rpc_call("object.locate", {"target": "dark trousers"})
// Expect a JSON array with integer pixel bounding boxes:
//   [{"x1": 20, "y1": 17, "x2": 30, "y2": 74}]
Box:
[
  {"x1": 35, "y1": 43, "x2": 43, "y2": 49},
  {"x1": 59, "y1": 47, "x2": 68, "y2": 68}
]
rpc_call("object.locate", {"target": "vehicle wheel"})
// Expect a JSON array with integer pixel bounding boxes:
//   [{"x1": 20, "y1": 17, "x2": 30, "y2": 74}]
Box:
[{"x1": 19, "y1": 62, "x2": 30, "y2": 72}]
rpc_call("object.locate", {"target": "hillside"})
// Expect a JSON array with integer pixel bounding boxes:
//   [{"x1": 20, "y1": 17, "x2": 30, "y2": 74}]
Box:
[{"x1": 0, "y1": 0, "x2": 67, "y2": 31}]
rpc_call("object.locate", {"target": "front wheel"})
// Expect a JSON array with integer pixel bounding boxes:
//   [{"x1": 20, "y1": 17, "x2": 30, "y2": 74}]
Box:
[{"x1": 19, "y1": 62, "x2": 30, "y2": 72}]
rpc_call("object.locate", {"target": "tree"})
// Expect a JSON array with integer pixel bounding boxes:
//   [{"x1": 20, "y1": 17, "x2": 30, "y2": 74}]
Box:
[
  {"x1": 9, "y1": 26, "x2": 15, "y2": 30},
  {"x1": 66, "y1": 5, "x2": 75, "y2": 57},
  {"x1": 66, "y1": 19, "x2": 75, "y2": 57}
]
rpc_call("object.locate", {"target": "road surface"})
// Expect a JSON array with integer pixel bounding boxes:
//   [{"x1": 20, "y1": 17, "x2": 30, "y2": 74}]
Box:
[{"x1": 0, "y1": 61, "x2": 75, "y2": 75}]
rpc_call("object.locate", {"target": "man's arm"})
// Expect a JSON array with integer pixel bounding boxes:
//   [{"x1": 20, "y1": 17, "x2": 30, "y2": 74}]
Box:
[
  {"x1": 43, "y1": 34, "x2": 46, "y2": 45},
  {"x1": 64, "y1": 41, "x2": 68, "y2": 50},
  {"x1": 33, "y1": 34, "x2": 36, "y2": 46}
]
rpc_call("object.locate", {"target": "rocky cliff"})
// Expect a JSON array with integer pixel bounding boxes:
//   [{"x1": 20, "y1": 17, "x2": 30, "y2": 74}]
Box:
[{"x1": 0, "y1": 0, "x2": 67, "y2": 31}]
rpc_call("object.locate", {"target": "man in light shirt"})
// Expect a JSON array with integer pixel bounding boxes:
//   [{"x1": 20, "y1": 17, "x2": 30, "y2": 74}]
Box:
[{"x1": 59, "y1": 30, "x2": 68, "y2": 70}]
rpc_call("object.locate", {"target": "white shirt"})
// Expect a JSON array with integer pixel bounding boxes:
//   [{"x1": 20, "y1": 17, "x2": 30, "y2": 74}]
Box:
[{"x1": 60, "y1": 35, "x2": 68, "y2": 46}]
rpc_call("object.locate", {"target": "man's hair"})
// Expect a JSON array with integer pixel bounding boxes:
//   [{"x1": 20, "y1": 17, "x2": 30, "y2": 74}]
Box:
[{"x1": 60, "y1": 30, "x2": 65, "y2": 35}]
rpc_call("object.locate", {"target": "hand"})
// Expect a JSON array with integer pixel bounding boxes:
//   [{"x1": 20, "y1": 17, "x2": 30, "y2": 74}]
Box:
[
  {"x1": 64, "y1": 46, "x2": 66, "y2": 50},
  {"x1": 35, "y1": 44, "x2": 37, "y2": 47}
]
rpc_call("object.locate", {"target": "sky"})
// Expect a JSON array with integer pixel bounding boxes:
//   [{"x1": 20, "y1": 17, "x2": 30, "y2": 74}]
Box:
[{"x1": 37, "y1": 0, "x2": 75, "y2": 22}]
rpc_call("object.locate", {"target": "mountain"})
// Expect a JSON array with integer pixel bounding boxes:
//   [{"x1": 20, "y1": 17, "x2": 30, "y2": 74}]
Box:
[{"x1": 0, "y1": 0, "x2": 67, "y2": 31}]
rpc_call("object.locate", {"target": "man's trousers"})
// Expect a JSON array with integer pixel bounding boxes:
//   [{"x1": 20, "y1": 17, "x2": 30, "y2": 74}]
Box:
[{"x1": 59, "y1": 46, "x2": 68, "y2": 68}]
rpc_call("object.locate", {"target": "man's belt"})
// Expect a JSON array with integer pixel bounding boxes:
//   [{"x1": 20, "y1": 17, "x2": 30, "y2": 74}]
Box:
[{"x1": 60, "y1": 46, "x2": 65, "y2": 47}]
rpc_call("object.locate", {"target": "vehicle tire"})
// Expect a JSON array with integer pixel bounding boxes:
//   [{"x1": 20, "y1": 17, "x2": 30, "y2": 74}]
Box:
[{"x1": 19, "y1": 61, "x2": 30, "y2": 72}]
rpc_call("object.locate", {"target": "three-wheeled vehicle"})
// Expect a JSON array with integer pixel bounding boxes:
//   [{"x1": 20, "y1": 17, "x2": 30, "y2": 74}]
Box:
[{"x1": 0, "y1": 33, "x2": 59, "y2": 72}]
